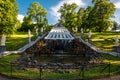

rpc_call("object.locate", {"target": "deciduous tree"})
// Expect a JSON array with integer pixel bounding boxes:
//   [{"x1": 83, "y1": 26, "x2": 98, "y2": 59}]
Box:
[
  {"x1": 81, "y1": 6, "x2": 92, "y2": 31},
  {"x1": 88, "y1": 0, "x2": 115, "y2": 32},
  {"x1": 58, "y1": 3, "x2": 78, "y2": 31},
  {"x1": 77, "y1": 8, "x2": 85, "y2": 31},
  {"x1": 27, "y1": 2, "x2": 47, "y2": 32},
  {"x1": 20, "y1": 16, "x2": 34, "y2": 31},
  {"x1": 0, "y1": 0, "x2": 18, "y2": 34}
]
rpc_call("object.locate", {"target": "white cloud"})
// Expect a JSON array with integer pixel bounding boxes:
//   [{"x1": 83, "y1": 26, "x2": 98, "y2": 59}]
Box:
[
  {"x1": 17, "y1": 14, "x2": 24, "y2": 23},
  {"x1": 50, "y1": 0, "x2": 86, "y2": 21},
  {"x1": 114, "y1": 1, "x2": 120, "y2": 8}
]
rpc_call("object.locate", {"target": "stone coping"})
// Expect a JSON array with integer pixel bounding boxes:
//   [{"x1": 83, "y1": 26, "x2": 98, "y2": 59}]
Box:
[{"x1": 0, "y1": 36, "x2": 120, "y2": 58}]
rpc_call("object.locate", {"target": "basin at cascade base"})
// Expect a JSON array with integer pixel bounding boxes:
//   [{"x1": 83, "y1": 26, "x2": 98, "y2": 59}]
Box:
[
  {"x1": 24, "y1": 23, "x2": 102, "y2": 65},
  {"x1": 32, "y1": 54, "x2": 86, "y2": 64}
]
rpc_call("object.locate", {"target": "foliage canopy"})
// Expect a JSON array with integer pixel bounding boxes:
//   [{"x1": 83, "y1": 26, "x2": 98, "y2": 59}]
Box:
[
  {"x1": 27, "y1": 2, "x2": 48, "y2": 32},
  {"x1": 0, "y1": 0, "x2": 18, "y2": 34},
  {"x1": 58, "y1": 0, "x2": 115, "y2": 32}
]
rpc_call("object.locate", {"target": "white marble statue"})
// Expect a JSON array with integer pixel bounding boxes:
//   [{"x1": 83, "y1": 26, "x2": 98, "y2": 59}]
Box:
[
  {"x1": 28, "y1": 29, "x2": 31, "y2": 43},
  {"x1": 36, "y1": 28, "x2": 38, "y2": 36},
  {"x1": 114, "y1": 36, "x2": 119, "y2": 46},
  {"x1": 81, "y1": 28, "x2": 83, "y2": 33},
  {"x1": 88, "y1": 30, "x2": 92, "y2": 38},
  {"x1": 75, "y1": 27, "x2": 78, "y2": 32},
  {"x1": 1, "y1": 34, "x2": 6, "y2": 46},
  {"x1": 41, "y1": 27, "x2": 43, "y2": 32}
]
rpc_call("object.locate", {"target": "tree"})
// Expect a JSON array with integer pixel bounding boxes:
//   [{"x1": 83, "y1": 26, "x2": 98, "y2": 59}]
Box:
[
  {"x1": 42, "y1": 17, "x2": 48, "y2": 32},
  {"x1": 27, "y1": 2, "x2": 47, "y2": 32},
  {"x1": 58, "y1": 3, "x2": 78, "y2": 31},
  {"x1": 20, "y1": 16, "x2": 34, "y2": 31},
  {"x1": 81, "y1": 6, "x2": 92, "y2": 31},
  {"x1": 88, "y1": 0, "x2": 115, "y2": 32},
  {"x1": 77, "y1": 8, "x2": 85, "y2": 31},
  {"x1": 16, "y1": 20, "x2": 22, "y2": 31},
  {"x1": 112, "y1": 21, "x2": 119, "y2": 30},
  {"x1": 0, "y1": 0, "x2": 18, "y2": 34},
  {"x1": 45, "y1": 24, "x2": 53, "y2": 32},
  {"x1": 92, "y1": 0, "x2": 110, "y2": 4}
]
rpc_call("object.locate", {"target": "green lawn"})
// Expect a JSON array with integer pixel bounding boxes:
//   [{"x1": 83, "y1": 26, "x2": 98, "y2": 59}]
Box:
[
  {"x1": 0, "y1": 54, "x2": 119, "y2": 79},
  {"x1": 2, "y1": 31, "x2": 120, "y2": 51},
  {"x1": 5, "y1": 32, "x2": 33, "y2": 51},
  {"x1": 0, "y1": 54, "x2": 39, "y2": 79},
  {"x1": 0, "y1": 31, "x2": 120, "y2": 79},
  {"x1": 77, "y1": 32, "x2": 120, "y2": 51}
]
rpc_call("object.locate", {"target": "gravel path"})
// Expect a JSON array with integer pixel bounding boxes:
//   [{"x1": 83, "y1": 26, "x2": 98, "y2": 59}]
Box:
[
  {"x1": 0, "y1": 75, "x2": 10, "y2": 80},
  {"x1": 1, "y1": 74, "x2": 120, "y2": 80},
  {"x1": 96, "y1": 75, "x2": 120, "y2": 80}
]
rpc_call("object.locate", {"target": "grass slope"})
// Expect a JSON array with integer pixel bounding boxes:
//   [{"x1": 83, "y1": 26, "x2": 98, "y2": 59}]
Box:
[
  {"x1": 5, "y1": 32, "x2": 33, "y2": 51},
  {"x1": 77, "y1": 32, "x2": 120, "y2": 51},
  {"x1": 2, "y1": 31, "x2": 120, "y2": 51},
  {"x1": 0, "y1": 32, "x2": 120, "y2": 79},
  {"x1": 0, "y1": 54, "x2": 119, "y2": 79}
]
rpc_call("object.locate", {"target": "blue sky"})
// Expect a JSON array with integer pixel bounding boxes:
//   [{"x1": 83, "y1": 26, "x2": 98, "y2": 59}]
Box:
[{"x1": 17, "y1": 0, "x2": 120, "y2": 24}]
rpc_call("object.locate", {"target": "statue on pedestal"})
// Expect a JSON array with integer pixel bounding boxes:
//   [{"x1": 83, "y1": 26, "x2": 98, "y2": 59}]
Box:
[
  {"x1": 88, "y1": 30, "x2": 92, "y2": 39},
  {"x1": 1, "y1": 34, "x2": 6, "y2": 46},
  {"x1": 36, "y1": 28, "x2": 38, "y2": 36},
  {"x1": 88, "y1": 30, "x2": 92, "y2": 43},
  {"x1": 28, "y1": 30, "x2": 31, "y2": 43},
  {"x1": 114, "y1": 36, "x2": 119, "y2": 46},
  {"x1": 114, "y1": 36, "x2": 120, "y2": 53},
  {"x1": 80, "y1": 28, "x2": 84, "y2": 40},
  {"x1": 81, "y1": 28, "x2": 83, "y2": 34}
]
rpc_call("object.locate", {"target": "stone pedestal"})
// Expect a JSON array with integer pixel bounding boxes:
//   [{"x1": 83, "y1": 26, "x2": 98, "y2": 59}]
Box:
[
  {"x1": 88, "y1": 38, "x2": 92, "y2": 44},
  {"x1": 0, "y1": 46, "x2": 6, "y2": 53},
  {"x1": 80, "y1": 33, "x2": 84, "y2": 40},
  {"x1": 28, "y1": 30, "x2": 31, "y2": 44},
  {"x1": 35, "y1": 34, "x2": 38, "y2": 40},
  {"x1": 27, "y1": 37, "x2": 31, "y2": 44},
  {"x1": 113, "y1": 46, "x2": 120, "y2": 53}
]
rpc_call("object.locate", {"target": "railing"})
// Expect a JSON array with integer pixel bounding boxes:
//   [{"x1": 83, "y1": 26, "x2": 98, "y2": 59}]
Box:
[{"x1": 9, "y1": 61, "x2": 115, "y2": 80}]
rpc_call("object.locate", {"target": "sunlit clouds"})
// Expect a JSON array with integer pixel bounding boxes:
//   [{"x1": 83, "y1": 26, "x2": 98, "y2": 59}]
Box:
[
  {"x1": 17, "y1": 14, "x2": 24, "y2": 23},
  {"x1": 50, "y1": 0, "x2": 86, "y2": 21}
]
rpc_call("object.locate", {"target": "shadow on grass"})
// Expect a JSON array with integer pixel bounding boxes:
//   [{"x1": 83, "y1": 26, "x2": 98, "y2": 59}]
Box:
[{"x1": 101, "y1": 54, "x2": 120, "y2": 61}]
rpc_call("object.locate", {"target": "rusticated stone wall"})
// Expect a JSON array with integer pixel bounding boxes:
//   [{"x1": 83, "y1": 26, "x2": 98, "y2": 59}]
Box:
[
  {"x1": 25, "y1": 39, "x2": 51, "y2": 55},
  {"x1": 65, "y1": 38, "x2": 100, "y2": 56},
  {"x1": 25, "y1": 38, "x2": 100, "y2": 57}
]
